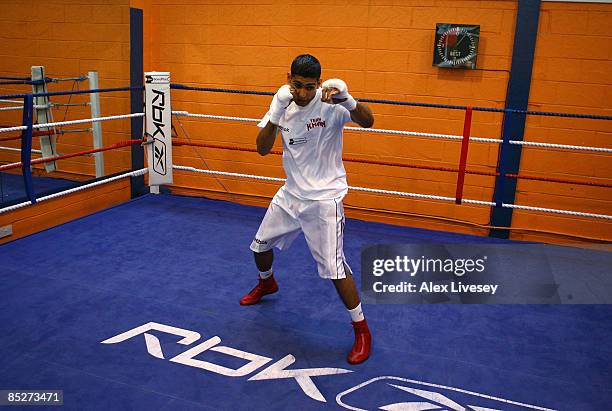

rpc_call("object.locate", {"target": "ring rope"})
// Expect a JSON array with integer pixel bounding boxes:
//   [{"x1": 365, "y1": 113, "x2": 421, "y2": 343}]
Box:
[
  {"x1": 0, "y1": 86, "x2": 141, "y2": 100},
  {"x1": 501, "y1": 203, "x2": 610, "y2": 219},
  {"x1": 0, "y1": 168, "x2": 148, "y2": 214},
  {"x1": 173, "y1": 111, "x2": 260, "y2": 123},
  {"x1": 507, "y1": 139, "x2": 611, "y2": 152},
  {"x1": 172, "y1": 139, "x2": 612, "y2": 189},
  {"x1": 345, "y1": 125, "x2": 501, "y2": 143},
  {"x1": 0, "y1": 113, "x2": 144, "y2": 134},
  {"x1": 0, "y1": 138, "x2": 145, "y2": 172},
  {"x1": 0, "y1": 104, "x2": 50, "y2": 112},
  {"x1": 0, "y1": 103, "x2": 89, "y2": 111},
  {"x1": 0, "y1": 76, "x2": 30, "y2": 81},
  {"x1": 173, "y1": 165, "x2": 611, "y2": 219},
  {"x1": 170, "y1": 83, "x2": 612, "y2": 120},
  {"x1": 171, "y1": 111, "x2": 612, "y2": 153},
  {"x1": 0, "y1": 128, "x2": 91, "y2": 142},
  {"x1": 1, "y1": 161, "x2": 25, "y2": 169},
  {"x1": 0, "y1": 129, "x2": 63, "y2": 142},
  {"x1": 0, "y1": 76, "x2": 87, "y2": 86},
  {"x1": 0, "y1": 146, "x2": 42, "y2": 154}
]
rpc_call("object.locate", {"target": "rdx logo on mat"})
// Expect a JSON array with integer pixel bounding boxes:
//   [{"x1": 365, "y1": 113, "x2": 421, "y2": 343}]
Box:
[
  {"x1": 101, "y1": 322, "x2": 351, "y2": 403},
  {"x1": 336, "y1": 376, "x2": 556, "y2": 411},
  {"x1": 102, "y1": 323, "x2": 555, "y2": 410}
]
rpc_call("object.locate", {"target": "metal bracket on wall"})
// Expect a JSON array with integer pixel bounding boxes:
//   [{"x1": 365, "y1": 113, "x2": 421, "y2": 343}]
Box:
[
  {"x1": 31, "y1": 66, "x2": 57, "y2": 172},
  {"x1": 88, "y1": 71, "x2": 104, "y2": 178}
]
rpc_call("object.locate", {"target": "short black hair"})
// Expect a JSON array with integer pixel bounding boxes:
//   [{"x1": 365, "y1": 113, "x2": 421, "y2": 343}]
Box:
[{"x1": 290, "y1": 54, "x2": 321, "y2": 79}]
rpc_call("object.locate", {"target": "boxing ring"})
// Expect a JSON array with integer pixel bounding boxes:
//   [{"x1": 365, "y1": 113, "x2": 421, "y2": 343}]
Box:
[{"x1": 0, "y1": 74, "x2": 611, "y2": 410}]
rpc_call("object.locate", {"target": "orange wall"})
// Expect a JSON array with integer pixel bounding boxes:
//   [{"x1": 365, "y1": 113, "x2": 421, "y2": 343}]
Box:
[
  {"x1": 1, "y1": 1, "x2": 610, "y2": 243},
  {"x1": 139, "y1": 0, "x2": 519, "y2": 238},
  {"x1": 0, "y1": 0, "x2": 132, "y2": 183},
  {"x1": 0, "y1": 0, "x2": 133, "y2": 241},
  {"x1": 512, "y1": 1, "x2": 612, "y2": 243},
  {"x1": 0, "y1": 177, "x2": 131, "y2": 244}
]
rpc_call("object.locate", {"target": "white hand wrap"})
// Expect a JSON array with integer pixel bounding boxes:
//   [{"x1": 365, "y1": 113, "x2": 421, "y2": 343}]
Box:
[
  {"x1": 268, "y1": 84, "x2": 293, "y2": 125},
  {"x1": 322, "y1": 78, "x2": 357, "y2": 111}
]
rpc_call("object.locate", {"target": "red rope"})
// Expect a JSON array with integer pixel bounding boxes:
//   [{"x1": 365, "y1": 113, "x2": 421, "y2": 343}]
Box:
[
  {"x1": 0, "y1": 129, "x2": 58, "y2": 142},
  {"x1": 173, "y1": 139, "x2": 612, "y2": 189},
  {"x1": 173, "y1": 140, "x2": 282, "y2": 155},
  {"x1": 505, "y1": 173, "x2": 611, "y2": 188},
  {"x1": 0, "y1": 138, "x2": 145, "y2": 172}
]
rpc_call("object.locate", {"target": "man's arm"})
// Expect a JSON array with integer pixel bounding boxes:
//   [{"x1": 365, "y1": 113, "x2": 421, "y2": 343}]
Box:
[
  {"x1": 257, "y1": 84, "x2": 294, "y2": 155},
  {"x1": 256, "y1": 121, "x2": 279, "y2": 156},
  {"x1": 350, "y1": 102, "x2": 374, "y2": 128}
]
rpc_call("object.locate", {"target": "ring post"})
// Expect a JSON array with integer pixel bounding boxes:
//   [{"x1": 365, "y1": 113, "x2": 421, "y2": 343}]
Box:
[
  {"x1": 144, "y1": 72, "x2": 173, "y2": 190},
  {"x1": 130, "y1": 7, "x2": 145, "y2": 198},
  {"x1": 20, "y1": 94, "x2": 36, "y2": 204}
]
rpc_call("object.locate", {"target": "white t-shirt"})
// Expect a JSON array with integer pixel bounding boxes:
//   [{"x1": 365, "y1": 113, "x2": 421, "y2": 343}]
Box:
[{"x1": 258, "y1": 88, "x2": 352, "y2": 200}]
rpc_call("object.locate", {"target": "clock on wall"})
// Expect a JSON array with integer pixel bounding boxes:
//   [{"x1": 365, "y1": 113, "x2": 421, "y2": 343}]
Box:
[{"x1": 433, "y1": 23, "x2": 480, "y2": 69}]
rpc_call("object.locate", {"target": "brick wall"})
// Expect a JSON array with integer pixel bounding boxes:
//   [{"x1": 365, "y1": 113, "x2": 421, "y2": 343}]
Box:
[
  {"x1": 0, "y1": 0, "x2": 133, "y2": 242},
  {"x1": 1, "y1": 0, "x2": 609, "y2": 243},
  {"x1": 145, "y1": 0, "x2": 519, "y2": 237},
  {"x1": 512, "y1": 1, "x2": 612, "y2": 242},
  {"x1": 0, "y1": 0, "x2": 132, "y2": 183}
]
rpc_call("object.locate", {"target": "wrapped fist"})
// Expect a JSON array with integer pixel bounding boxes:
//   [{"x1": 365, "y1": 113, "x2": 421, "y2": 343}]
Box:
[
  {"x1": 269, "y1": 84, "x2": 294, "y2": 124},
  {"x1": 321, "y1": 78, "x2": 357, "y2": 111}
]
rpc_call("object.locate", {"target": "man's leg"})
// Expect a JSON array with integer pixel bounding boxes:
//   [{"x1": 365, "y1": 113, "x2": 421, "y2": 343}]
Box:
[
  {"x1": 243, "y1": 188, "x2": 301, "y2": 306},
  {"x1": 254, "y1": 249, "x2": 274, "y2": 273},
  {"x1": 331, "y1": 266, "x2": 371, "y2": 364},
  {"x1": 300, "y1": 198, "x2": 372, "y2": 364},
  {"x1": 240, "y1": 249, "x2": 279, "y2": 305},
  {"x1": 331, "y1": 268, "x2": 360, "y2": 310}
]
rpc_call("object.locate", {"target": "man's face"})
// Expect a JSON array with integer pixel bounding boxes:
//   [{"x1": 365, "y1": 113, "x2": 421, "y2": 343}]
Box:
[{"x1": 287, "y1": 74, "x2": 320, "y2": 106}]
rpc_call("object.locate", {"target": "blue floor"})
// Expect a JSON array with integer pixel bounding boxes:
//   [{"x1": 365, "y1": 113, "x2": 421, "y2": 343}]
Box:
[
  {"x1": 0, "y1": 171, "x2": 76, "y2": 205},
  {"x1": 0, "y1": 194, "x2": 610, "y2": 410}
]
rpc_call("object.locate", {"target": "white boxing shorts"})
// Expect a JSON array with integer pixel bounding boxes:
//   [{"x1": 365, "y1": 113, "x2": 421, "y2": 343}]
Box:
[{"x1": 250, "y1": 186, "x2": 352, "y2": 279}]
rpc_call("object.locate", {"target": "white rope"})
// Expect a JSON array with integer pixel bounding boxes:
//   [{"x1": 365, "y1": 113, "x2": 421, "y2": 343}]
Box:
[
  {"x1": 172, "y1": 110, "x2": 612, "y2": 153},
  {"x1": 0, "y1": 168, "x2": 148, "y2": 214},
  {"x1": 509, "y1": 139, "x2": 612, "y2": 153},
  {"x1": 349, "y1": 185, "x2": 496, "y2": 206},
  {"x1": 1, "y1": 161, "x2": 22, "y2": 168},
  {"x1": 502, "y1": 203, "x2": 611, "y2": 220},
  {"x1": 0, "y1": 99, "x2": 23, "y2": 105},
  {"x1": 0, "y1": 146, "x2": 42, "y2": 154},
  {"x1": 0, "y1": 113, "x2": 144, "y2": 134},
  {"x1": 0, "y1": 104, "x2": 49, "y2": 111},
  {"x1": 173, "y1": 165, "x2": 611, "y2": 220},
  {"x1": 0, "y1": 125, "x2": 27, "y2": 133},
  {"x1": 344, "y1": 125, "x2": 503, "y2": 144},
  {"x1": 32, "y1": 113, "x2": 144, "y2": 130}
]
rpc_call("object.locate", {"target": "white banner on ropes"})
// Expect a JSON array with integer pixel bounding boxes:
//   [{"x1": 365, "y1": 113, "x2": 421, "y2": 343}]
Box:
[{"x1": 144, "y1": 72, "x2": 173, "y2": 186}]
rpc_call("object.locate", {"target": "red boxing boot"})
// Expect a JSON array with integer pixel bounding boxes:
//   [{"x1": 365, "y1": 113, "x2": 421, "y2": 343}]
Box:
[
  {"x1": 347, "y1": 319, "x2": 372, "y2": 364},
  {"x1": 239, "y1": 275, "x2": 279, "y2": 305}
]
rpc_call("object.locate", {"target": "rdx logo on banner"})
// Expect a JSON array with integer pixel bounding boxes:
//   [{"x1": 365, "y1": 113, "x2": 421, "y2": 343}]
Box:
[
  {"x1": 151, "y1": 90, "x2": 167, "y2": 175},
  {"x1": 101, "y1": 322, "x2": 351, "y2": 403}
]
